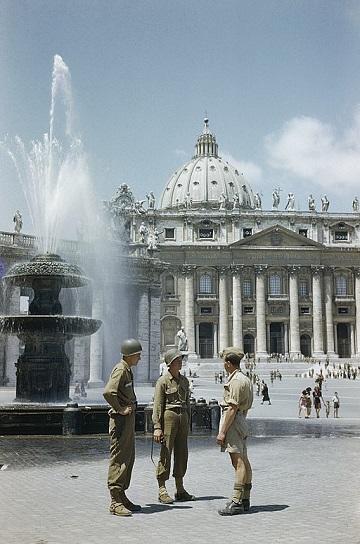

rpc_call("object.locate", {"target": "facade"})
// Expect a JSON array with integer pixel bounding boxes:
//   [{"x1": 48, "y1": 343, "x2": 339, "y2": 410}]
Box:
[{"x1": 128, "y1": 119, "x2": 360, "y2": 361}]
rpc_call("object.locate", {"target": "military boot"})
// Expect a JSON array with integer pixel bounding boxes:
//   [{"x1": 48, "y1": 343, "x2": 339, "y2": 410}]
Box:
[
  {"x1": 174, "y1": 490, "x2": 195, "y2": 502},
  {"x1": 158, "y1": 486, "x2": 174, "y2": 505},
  {"x1": 218, "y1": 501, "x2": 244, "y2": 516},
  {"x1": 119, "y1": 491, "x2": 142, "y2": 512},
  {"x1": 109, "y1": 489, "x2": 132, "y2": 517},
  {"x1": 242, "y1": 483, "x2": 252, "y2": 512}
]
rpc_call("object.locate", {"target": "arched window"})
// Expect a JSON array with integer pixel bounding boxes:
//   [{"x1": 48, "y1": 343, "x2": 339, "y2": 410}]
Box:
[
  {"x1": 336, "y1": 275, "x2": 347, "y2": 296},
  {"x1": 164, "y1": 274, "x2": 175, "y2": 296},
  {"x1": 242, "y1": 279, "x2": 252, "y2": 297},
  {"x1": 299, "y1": 279, "x2": 309, "y2": 297},
  {"x1": 269, "y1": 274, "x2": 281, "y2": 295},
  {"x1": 199, "y1": 273, "x2": 212, "y2": 294}
]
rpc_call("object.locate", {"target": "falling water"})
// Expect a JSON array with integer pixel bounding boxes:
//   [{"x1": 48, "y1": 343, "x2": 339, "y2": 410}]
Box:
[{"x1": 2, "y1": 55, "x2": 94, "y2": 254}]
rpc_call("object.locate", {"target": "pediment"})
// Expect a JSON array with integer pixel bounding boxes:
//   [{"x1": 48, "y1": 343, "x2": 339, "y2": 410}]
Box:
[{"x1": 230, "y1": 225, "x2": 324, "y2": 249}]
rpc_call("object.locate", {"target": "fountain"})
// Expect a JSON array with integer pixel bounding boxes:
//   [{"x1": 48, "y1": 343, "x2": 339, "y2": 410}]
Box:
[{"x1": 0, "y1": 55, "x2": 102, "y2": 405}]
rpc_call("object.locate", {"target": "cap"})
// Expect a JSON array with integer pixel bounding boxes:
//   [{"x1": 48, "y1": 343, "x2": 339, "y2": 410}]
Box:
[{"x1": 219, "y1": 346, "x2": 244, "y2": 360}]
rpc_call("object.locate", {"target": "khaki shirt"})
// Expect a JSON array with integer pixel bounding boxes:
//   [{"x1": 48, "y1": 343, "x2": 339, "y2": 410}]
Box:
[
  {"x1": 103, "y1": 359, "x2": 136, "y2": 414},
  {"x1": 222, "y1": 369, "x2": 253, "y2": 414},
  {"x1": 152, "y1": 372, "x2": 190, "y2": 430}
]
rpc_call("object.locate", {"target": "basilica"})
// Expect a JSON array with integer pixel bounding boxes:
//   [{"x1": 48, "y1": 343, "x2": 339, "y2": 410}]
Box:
[{"x1": 1, "y1": 119, "x2": 360, "y2": 388}]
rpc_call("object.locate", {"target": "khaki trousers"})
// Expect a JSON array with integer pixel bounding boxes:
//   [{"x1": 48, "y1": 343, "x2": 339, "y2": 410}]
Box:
[
  {"x1": 156, "y1": 410, "x2": 189, "y2": 482},
  {"x1": 107, "y1": 412, "x2": 135, "y2": 497}
]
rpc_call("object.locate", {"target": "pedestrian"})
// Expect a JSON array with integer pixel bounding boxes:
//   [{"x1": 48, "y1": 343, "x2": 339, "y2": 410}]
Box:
[
  {"x1": 298, "y1": 390, "x2": 308, "y2": 418},
  {"x1": 217, "y1": 350, "x2": 253, "y2": 516},
  {"x1": 80, "y1": 381, "x2": 87, "y2": 398},
  {"x1": 152, "y1": 348, "x2": 194, "y2": 504},
  {"x1": 332, "y1": 392, "x2": 340, "y2": 418},
  {"x1": 261, "y1": 381, "x2": 271, "y2": 405},
  {"x1": 103, "y1": 338, "x2": 143, "y2": 517},
  {"x1": 305, "y1": 391, "x2": 312, "y2": 418},
  {"x1": 73, "y1": 381, "x2": 81, "y2": 399},
  {"x1": 312, "y1": 385, "x2": 325, "y2": 418},
  {"x1": 325, "y1": 400, "x2": 330, "y2": 418}
]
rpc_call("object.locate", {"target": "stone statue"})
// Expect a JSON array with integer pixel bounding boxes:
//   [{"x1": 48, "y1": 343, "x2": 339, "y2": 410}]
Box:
[
  {"x1": 272, "y1": 188, "x2": 280, "y2": 209},
  {"x1": 184, "y1": 192, "x2": 192, "y2": 209},
  {"x1": 147, "y1": 226, "x2": 161, "y2": 251},
  {"x1": 176, "y1": 327, "x2": 188, "y2": 351},
  {"x1": 218, "y1": 192, "x2": 226, "y2": 210},
  {"x1": 321, "y1": 195, "x2": 329, "y2": 212},
  {"x1": 233, "y1": 193, "x2": 240, "y2": 209},
  {"x1": 285, "y1": 192, "x2": 295, "y2": 211},
  {"x1": 133, "y1": 200, "x2": 146, "y2": 214},
  {"x1": 352, "y1": 196, "x2": 359, "y2": 212},
  {"x1": 139, "y1": 221, "x2": 148, "y2": 243},
  {"x1": 146, "y1": 191, "x2": 156, "y2": 210},
  {"x1": 308, "y1": 194, "x2": 316, "y2": 211},
  {"x1": 254, "y1": 192, "x2": 262, "y2": 210},
  {"x1": 13, "y1": 210, "x2": 23, "y2": 233}
]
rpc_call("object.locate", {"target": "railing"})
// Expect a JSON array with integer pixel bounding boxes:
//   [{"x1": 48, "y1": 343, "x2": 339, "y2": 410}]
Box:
[
  {"x1": 267, "y1": 293, "x2": 289, "y2": 301},
  {"x1": 196, "y1": 293, "x2": 217, "y2": 300}
]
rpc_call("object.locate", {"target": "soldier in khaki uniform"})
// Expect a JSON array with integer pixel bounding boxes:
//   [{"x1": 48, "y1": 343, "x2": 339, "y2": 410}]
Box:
[
  {"x1": 217, "y1": 349, "x2": 253, "y2": 516},
  {"x1": 103, "y1": 338, "x2": 142, "y2": 517},
  {"x1": 152, "y1": 348, "x2": 195, "y2": 504}
]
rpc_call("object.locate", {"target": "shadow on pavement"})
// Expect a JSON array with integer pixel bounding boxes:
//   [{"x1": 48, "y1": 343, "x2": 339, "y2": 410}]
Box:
[
  {"x1": 140, "y1": 504, "x2": 193, "y2": 514},
  {"x1": 195, "y1": 495, "x2": 227, "y2": 501},
  {"x1": 248, "y1": 504, "x2": 289, "y2": 514}
]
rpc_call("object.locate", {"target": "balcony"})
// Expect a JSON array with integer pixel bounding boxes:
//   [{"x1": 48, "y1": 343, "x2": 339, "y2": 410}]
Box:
[
  {"x1": 334, "y1": 295, "x2": 354, "y2": 303},
  {"x1": 196, "y1": 293, "x2": 217, "y2": 301},
  {"x1": 267, "y1": 293, "x2": 289, "y2": 301}
]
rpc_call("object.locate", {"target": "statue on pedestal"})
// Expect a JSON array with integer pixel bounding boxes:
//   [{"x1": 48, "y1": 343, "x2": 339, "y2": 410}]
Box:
[
  {"x1": 352, "y1": 196, "x2": 359, "y2": 212},
  {"x1": 308, "y1": 195, "x2": 316, "y2": 211},
  {"x1": 146, "y1": 191, "x2": 156, "y2": 210},
  {"x1": 13, "y1": 210, "x2": 23, "y2": 233},
  {"x1": 321, "y1": 195, "x2": 329, "y2": 212},
  {"x1": 285, "y1": 192, "x2": 295, "y2": 211},
  {"x1": 272, "y1": 188, "x2": 280, "y2": 209},
  {"x1": 138, "y1": 221, "x2": 148, "y2": 243},
  {"x1": 176, "y1": 327, "x2": 188, "y2": 351},
  {"x1": 254, "y1": 192, "x2": 262, "y2": 210}
]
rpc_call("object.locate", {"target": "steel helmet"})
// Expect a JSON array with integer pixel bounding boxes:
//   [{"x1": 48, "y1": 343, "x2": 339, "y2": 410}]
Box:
[
  {"x1": 121, "y1": 338, "x2": 143, "y2": 356},
  {"x1": 164, "y1": 348, "x2": 182, "y2": 367}
]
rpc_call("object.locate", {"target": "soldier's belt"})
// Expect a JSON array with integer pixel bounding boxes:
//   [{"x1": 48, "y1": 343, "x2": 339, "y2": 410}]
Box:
[{"x1": 165, "y1": 406, "x2": 187, "y2": 413}]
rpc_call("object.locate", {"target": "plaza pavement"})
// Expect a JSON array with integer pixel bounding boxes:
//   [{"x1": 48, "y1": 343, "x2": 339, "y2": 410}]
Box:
[{"x1": 1, "y1": 362, "x2": 360, "y2": 544}]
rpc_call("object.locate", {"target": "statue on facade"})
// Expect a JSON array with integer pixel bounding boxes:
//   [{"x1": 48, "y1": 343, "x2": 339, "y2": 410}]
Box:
[
  {"x1": 272, "y1": 188, "x2": 280, "y2": 209},
  {"x1": 176, "y1": 327, "x2": 188, "y2": 351},
  {"x1": 184, "y1": 192, "x2": 192, "y2": 209},
  {"x1": 308, "y1": 194, "x2": 316, "y2": 211},
  {"x1": 13, "y1": 210, "x2": 23, "y2": 233},
  {"x1": 218, "y1": 192, "x2": 226, "y2": 210},
  {"x1": 352, "y1": 196, "x2": 359, "y2": 212},
  {"x1": 146, "y1": 191, "x2": 156, "y2": 210},
  {"x1": 321, "y1": 195, "x2": 329, "y2": 212},
  {"x1": 285, "y1": 192, "x2": 295, "y2": 211},
  {"x1": 254, "y1": 192, "x2": 262, "y2": 210},
  {"x1": 147, "y1": 226, "x2": 162, "y2": 251},
  {"x1": 139, "y1": 221, "x2": 148, "y2": 243},
  {"x1": 233, "y1": 193, "x2": 240, "y2": 209},
  {"x1": 132, "y1": 200, "x2": 147, "y2": 214}
]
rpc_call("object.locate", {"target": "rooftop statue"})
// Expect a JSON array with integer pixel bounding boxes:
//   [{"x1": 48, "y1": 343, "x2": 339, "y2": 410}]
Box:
[
  {"x1": 254, "y1": 192, "x2": 262, "y2": 210},
  {"x1": 308, "y1": 195, "x2": 316, "y2": 211},
  {"x1": 321, "y1": 195, "x2": 329, "y2": 212},
  {"x1": 13, "y1": 210, "x2": 23, "y2": 233},
  {"x1": 138, "y1": 221, "x2": 148, "y2": 243},
  {"x1": 146, "y1": 191, "x2": 156, "y2": 210},
  {"x1": 285, "y1": 192, "x2": 295, "y2": 211},
  {"x1": 233, "y1": 193, "x2": 240, "y2": 209},
  {"x1": 218, "y1": 192, "x2": 226, "y2": 210},
  {"x1": 132, "y1": 200, "x2": 147, "y2": 214},
  {"x1": 272, "y1": 188, "x2": 280, "y2": 209},
  {"x1": 352, "y1": 196, "x2": 359, "y2": 213}
]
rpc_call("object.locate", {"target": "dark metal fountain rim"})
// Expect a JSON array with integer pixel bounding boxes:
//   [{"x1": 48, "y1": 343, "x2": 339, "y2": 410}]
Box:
[
  {"x1": 3, "y1": 253, "x2": 89, "y2": 288},
  {"x1": 0, "y1": 315, "x2": 102, "y2": 337}
]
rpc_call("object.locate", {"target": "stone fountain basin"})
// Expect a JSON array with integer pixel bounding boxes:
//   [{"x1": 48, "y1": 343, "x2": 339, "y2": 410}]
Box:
[{"x1": 0, "y1": 316, "x2": 101, "y2": 337}]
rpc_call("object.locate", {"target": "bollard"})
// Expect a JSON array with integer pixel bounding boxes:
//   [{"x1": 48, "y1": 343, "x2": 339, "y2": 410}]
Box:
[
  {"x1": 191, "y1": 397, "x2": 210, "y2": 432},
  {"x1": 144, "y1": 402, "x2": 154, "y2": 434},
  {"x1": 62, "y1": 402, "x2": 82, "y2": 435},
  {"x1": 208, "y1": 398, "x2": 221, "y2": 431}
]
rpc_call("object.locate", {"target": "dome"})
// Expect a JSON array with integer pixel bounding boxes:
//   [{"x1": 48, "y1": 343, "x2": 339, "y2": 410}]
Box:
[{"x1": 159, "y1": 119, "x2": 255, "y2": 210}]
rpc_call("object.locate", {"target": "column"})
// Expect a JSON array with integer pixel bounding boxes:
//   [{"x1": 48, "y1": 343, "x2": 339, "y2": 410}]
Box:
[
  {"x1": 5, "y1": 286, "x2": 20, "y2": 385},
  {"x1": 324, "y1": 270, "x2": 336, "y2": 357},
  {"x1": 183, "y1": 266, "x2": 196, "y2": 357},
  {"x1": 218, "y1": 267, "x2": 229, "y2": 352},
  {"x1": 289, "y1": 267, "x2": 301, "y2": 358},
  {"x1": 351, "y1": 323, "x2": 355, "y2": 357},
  {"x1": 136, "y1": 288, "x2": 150, "y2": 383},
  {"x1": 232, "y1": 267, "x2": 243, "y2": 350},
  {"x1": 284, "y1": 323, "x2": 289, "y2": 356},
  {"x1": 355, "y1": 270, "x2": 360, "y2": 356},
  {"x1": 255, "y1": 266, "x2": 268, "y2": 359},
  {"x1": 312, "y1": 267, "x2": 325, "y2": 357},
  {"x1": 88, "y1": 287, "x2": 104, "y2": 387},
  {"x1": 213, "y1": 323, "x2": 218, "y2": 357}
]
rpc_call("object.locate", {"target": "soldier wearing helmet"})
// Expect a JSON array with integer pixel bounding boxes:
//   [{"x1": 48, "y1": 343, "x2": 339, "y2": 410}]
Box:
[
  {"x1": 152, "y1": 348, "x2": 195, "y2": 504},
  {"x1": 103, "y1": 338, "x2": 142, "y2": 517}
]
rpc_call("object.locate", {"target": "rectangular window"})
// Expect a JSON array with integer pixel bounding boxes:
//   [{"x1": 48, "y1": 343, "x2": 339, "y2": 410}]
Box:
[
  {"x1": 299, "y1": 280, "x2": 309, "y2": 297},
  {"x1": 243, "y1": 228, "x2": 252, "y2": 238},
  {"x1": 299, "y1": 229, "x2": 308, "y2": 237},
  {"x1": 300, "y1": 307, "x2": 310, "y2": 314},
  {"x1": 335, "y1": 231, "x2": 348, "y2": 241},
  {"x1": 243, "y1": 306, "x2": 254, "y2": 314},
  {"x1": 242, "y1": 279, "x2": 252, "y2": 297},
  {"x1": 200, "y1": 307, "x2": 213, "y2": 314},
  {"x1": 164, "y1": 228, "x2": 175, "y2": 239},
  {"x1": 338, "y1": 307, "x2": 349, "y2": 314},
  {"x1": 199, "y1": 228, "x2": 214, "y2": 239}
]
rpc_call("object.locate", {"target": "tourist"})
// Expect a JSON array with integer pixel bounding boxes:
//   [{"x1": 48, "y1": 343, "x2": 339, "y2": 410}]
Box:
[
  {"x1": 103, "y1": 338, "x2": 143, "y2": 517},
  {"x1": 312, "y1": 385, "x2": 324, "y2": 418},
  {"x1": 261, "y1": 381, "x2": 271, "y2": 405},
  {"x1": 325, "y1": 401, "x2": 330, "y2": 418},
  {"x1": 73, "y1": 381, "x2": 81, "y2": 399},
  {"x1": 298, "y1": 390, "x2": 308, "y2": 418},
  {"x1": 217, "y1": 350, "x2": 253, "y2": 515},
  {"x1": 80, "y1": 381, "x2": 87, "y2": 397},
  {"x1": 305, "y1": 388, "x2": 312, "y2": 418},
  {"x1": 152, "y1": 348, "x2": 194, "y2": 504},
  {"x1": 332, "y1": 392, "x2": 340, "y2": 418}
]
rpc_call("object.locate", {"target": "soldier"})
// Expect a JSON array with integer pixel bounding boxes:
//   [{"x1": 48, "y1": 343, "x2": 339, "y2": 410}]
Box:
[
  {"x1": 152, "y1": 348, "x2": 195, "y2": 504},
  {"x1": 217, "y1": 349, "x2": 253, "y2": 516},
  {"x1": 103, "y1": 338, "x2": 142, "y2": 517}
]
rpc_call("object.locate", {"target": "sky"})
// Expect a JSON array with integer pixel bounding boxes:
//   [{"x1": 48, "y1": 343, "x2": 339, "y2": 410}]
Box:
[{"x1": 1, "y1": 0, "x2": 360, "y2": 233}]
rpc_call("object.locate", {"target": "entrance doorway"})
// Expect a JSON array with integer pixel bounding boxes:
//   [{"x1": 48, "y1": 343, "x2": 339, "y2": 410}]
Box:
[
  {"x1": 300, "y1": 334, "x2": 311, "y2": 357},
  {"x1": 243, "y1": 334, "x2": 254, "y2": 356},
  {"x1": 270, "y1": 323, "x2": 284, "y2": 354},
  {"x1": 199, "y1": 322, "x2": 214, "y2": 358},
  {"x1": 337, "y1": 323, "x2": 351, "y2": 358}
]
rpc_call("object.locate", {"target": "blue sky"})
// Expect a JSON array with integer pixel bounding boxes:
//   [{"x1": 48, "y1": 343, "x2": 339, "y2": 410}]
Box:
[{"x1": 1, "y1": 0, "x2": 360, "y2": 233}]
